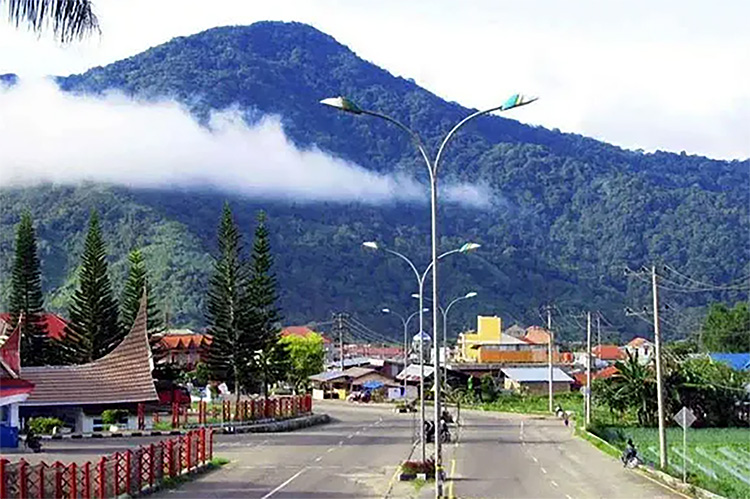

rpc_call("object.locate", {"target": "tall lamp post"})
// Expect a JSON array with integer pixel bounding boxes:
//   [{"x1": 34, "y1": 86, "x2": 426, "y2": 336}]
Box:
[
  {"x1": 382, "y1": 307, "x2": 429, "y2": 394},
  {"x1": 362, "y1": 240, "x2": 479, "y2": 462},
  {"x1": 325, "y1": 93, "x2": 537, "y2": 498}
]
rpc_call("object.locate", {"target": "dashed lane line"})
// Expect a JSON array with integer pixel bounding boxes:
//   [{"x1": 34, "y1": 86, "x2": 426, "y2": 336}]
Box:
[{"x1": 259, "y1": 468, "x2": 306, "y2": 499}]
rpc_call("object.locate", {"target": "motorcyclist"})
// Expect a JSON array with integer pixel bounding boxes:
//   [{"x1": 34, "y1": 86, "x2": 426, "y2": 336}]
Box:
[{"x1": 622, "y1": 438, "x2": 637, "y2": 466}]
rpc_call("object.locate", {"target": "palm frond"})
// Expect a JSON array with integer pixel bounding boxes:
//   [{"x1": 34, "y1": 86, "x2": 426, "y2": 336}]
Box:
[{"x1": 4, "y1": 0, "x2": 99, "y2": 42}]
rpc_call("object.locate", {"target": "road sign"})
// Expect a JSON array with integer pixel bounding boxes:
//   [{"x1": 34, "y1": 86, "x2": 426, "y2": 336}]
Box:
[
  {"x1": 673, "y1": 406, "x2": 696, "y2": 484},
  {"x1": 673, "y1": 406, "x2": 696, "y2": 429}
]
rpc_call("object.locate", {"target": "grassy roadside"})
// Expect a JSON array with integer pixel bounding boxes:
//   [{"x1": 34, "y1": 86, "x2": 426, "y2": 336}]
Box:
[{"x1": 160, "y1": 457, "x2": 230, "y2": 491}]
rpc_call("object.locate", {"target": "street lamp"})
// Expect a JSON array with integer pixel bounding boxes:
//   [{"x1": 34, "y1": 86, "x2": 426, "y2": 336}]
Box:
[
  {"x1": 382, "y1": 307, "x2": 429, "y2": 395},
  {"x1": 362, "y1": 240, "x2": 479, "y2": 462},
  {"x1": 412, "y1": 291, "x2": 478, "y2": 385},
  {"x1": 327, "y1": 93, "x2": 537, "y2": 497}
]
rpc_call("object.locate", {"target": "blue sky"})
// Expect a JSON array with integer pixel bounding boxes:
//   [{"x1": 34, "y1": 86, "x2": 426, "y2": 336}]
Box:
[{"x1": 1, "y1": 0, "x2": 749, "y2": 160}]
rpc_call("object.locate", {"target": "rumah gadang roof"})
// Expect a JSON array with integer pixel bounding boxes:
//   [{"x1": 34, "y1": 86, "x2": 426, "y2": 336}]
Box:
[{"x1": 21, "y1": 293, "x2": 158, "y2": 406}]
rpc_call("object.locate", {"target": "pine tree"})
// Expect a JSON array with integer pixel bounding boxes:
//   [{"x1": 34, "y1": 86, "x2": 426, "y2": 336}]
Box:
[
  {"x1": 120, "y1": 249, "x2": 162, "y2": 337},
  {"x1": 247, "y1": 211, "x2": 284, "y2": 399},
  {"x1": 9, "y1": 212, "x2": 50, "y2": 366},
  {"x1": 62, "y1": 211, "x2": 121, "y2": 363},
  {"x1": 205, "y1": 204, "x2": 255, "y2": 402}
]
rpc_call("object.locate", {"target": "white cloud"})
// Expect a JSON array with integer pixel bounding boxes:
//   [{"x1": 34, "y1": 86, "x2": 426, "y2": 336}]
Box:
[
  {"x1": 1, "y1": 0, "x2": 747, "y2": 159},
  {"x1": 0, "y1": 80, "x2": 489, "y2": 205}
]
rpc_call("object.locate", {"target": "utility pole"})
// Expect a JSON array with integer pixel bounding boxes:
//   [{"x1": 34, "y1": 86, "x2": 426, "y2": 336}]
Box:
[
  {"x1": 652, "y1": 265, "x2": 668, "y2": 469},
  {"x1": 547, "y1": 306, "x2": 554, "y2": 413},
  {"x1": 586, "y1": 311, "x2": 592, "y2": 427},
  {"x1": 333, "y1": 313, "x2": 346, "y2": 371},
  {"x1": 596, "y1": 313, "x2": 601, "y2": 358}
]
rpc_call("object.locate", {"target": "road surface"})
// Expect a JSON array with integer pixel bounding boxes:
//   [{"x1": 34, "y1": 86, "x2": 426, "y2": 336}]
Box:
[{"x1": 443, "y1": 410, "x2": 682, "y2": 499}]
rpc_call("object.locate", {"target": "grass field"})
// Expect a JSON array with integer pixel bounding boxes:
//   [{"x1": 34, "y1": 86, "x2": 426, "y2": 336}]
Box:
[{"x1": 596, "y1": 426, "x2": 750, "y2": 498}]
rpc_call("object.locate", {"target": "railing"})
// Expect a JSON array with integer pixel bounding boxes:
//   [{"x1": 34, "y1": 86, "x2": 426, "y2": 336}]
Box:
[
  {"x1": 172, "y1": 394, "x2": 313, "y2": 428},
  {"x1": 0, "y1": 428, "x2": 213, "y2": 499}
]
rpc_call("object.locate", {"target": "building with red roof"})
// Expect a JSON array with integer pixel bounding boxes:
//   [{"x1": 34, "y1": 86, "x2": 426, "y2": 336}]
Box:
[
  {"x1": 155, "y1": 329, "x2": 212, "y2": 369},
  {"x1": 0, "y1": 319, "x2": 35, "y2": 447},
  {"x1": 593, "y1": 344, "x2": 626, "y2": 361},
  {"x1": 19, "y1": 295, "x2": 158, "y2": 434},
  {"x1": 0, "y1": 312, "x2": 69, "y2": 340}
]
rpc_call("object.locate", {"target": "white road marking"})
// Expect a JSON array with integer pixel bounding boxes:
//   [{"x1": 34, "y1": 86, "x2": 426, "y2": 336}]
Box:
[
  {"x1": 532, "y1": 456, "x2": 538, "y2": 463},
  {"x1": 551, "y1": 480, "x2": 558, "y2": 487},
  {"x1": 566, "y1": 495, "x2": 573, "y2": 499},
  {"x1": 347, "y1": 434, "x2": 354, "y2": 439},
  {"x1": 314, "y1": 456, "x2": 322, "y2": 462},
  {"x1": 540, "y1": 467, "x2": 547, "y2": 474},
  {"x1": 327, "y1": 448, "x2": 335, "y2": 453},
  {"x1": 260, "y1": 468, "x2": 306, "y2": 499}
]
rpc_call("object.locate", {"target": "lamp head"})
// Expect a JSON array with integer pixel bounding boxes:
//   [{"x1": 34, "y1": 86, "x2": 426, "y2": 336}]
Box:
[
  {"x1": 500, "y1": 94, "x2": 538, "y2": 111},
  {"x1": 422, "y1": 308, "x2": 430, "y2": 312},
  {"x1": 411, "y1": 293, "x2": 419, "y2": 299},
  {"x1": 320, "y1": 96, "x2": 363, "y2": 115},
  {"x1": 459, "y1": 242, "x2": 481, "y2": 253},
  {"x1": 381, "y1": 308, "x2": 391, "y2": 314},
  {"x1": 362, "y1": 241, "x2": 379, "y2": 250},
  {"x1": 465, "y1": 291, "x2": 478, "y2": 299}
]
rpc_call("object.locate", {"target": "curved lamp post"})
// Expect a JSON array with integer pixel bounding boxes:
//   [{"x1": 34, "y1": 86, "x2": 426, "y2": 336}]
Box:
[
  {"x1": 325, "y1": 93, "x2": 537, "y2": 497},
  {"x1": 415, "y1": 291, "x2": 478, "y2": 383},
  {"x1": 382, "y1": 307, "x2": 429, "y2": 394},
  {"x1": 362, "y1": 240, "x2": 479, "y2": 462}
]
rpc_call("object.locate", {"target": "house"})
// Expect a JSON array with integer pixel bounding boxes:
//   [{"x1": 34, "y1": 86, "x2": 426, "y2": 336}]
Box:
[
  {"x1": 308, "y1": 366, "x2": 399, "y2": 400},
  {"x1": 593, "y1": 344, "x2": 625, "y2": 362},
  {"x1": 19, "y1": 295, "x2": 158, "y2": 434},
  {"x1": 504, "y1": 324, "x2": 526, "y2": 339},
  {"x1": 0, "y1": 312, "x2": 69, "y2": 342},
  {"x1": 572, "y1": 365, "x2": 619, "y2": 388},
  {"x1": 325, "y1": 356, "x2": 404, "y2": 378},
  {"x1": 0, "y1": 321, "x2": 35, "y2": 448},
  {"x1": 155, "y1": 329, "x2": 212, "y2": 369},
  {"x1": 524, "y1": 326, "x2": 552, "y2": 345},
  {"x1": 501, "y1": 367, "x2": 574, "y2": 395},
  {"x1": 624, "y1": 337, "x2": 654, "y2": 364},
  {"x1": 709, "y1": 353, "x2": 750, "y2": 371},
  {"x1": 458, "y1": 316, "x2": 561, "y2": 364}
]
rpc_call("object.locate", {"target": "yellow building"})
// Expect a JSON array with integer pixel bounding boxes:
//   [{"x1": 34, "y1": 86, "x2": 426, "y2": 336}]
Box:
[{"x1": 458, "y1": 316, "x2": 503, "y2": 362}]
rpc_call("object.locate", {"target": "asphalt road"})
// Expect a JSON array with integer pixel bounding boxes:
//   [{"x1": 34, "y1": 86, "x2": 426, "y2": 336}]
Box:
[
  {"x1": 159, "y1": 400, "x2": 417, "y2": 499},
  {"x1": 443, "y1": 410, "x2": 683, "y2": 499}
]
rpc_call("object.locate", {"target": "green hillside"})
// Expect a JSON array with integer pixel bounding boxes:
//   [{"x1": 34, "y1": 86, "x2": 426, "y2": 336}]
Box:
[{"x1": 1, "y1": 22, "x2": 748, "y2": 342}]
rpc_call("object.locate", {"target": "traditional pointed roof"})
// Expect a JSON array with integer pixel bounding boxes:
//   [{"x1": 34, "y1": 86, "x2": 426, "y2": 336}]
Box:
[
  {"x1": 21, "y1": 293, "x2": 158, "y2": 406},
  {"x1": 0, "y1": 318, "x2": 22, "y2": 378}
]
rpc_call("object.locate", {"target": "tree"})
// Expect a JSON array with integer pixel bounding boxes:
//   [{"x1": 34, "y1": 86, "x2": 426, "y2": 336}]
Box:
[
  {"x1": 9, "y1": 212, "x2": 50, "y2": 366},
  {"x1": 254, "y1": 341, "x2": 290, "y2": 400},
  {"x1": 120, "y1": 249, "x2": 162, "y2": 337},
  {"x1": 205, "y1": 204, "x2": 255, "y2": 403},
  {"x1": 62, "y1": 211, "x2": 121, "y2": 363},
  {"x1": 280, "y1": 332, "x2": 325, "y2": 392},
  {"x1": 2, "y1": 0, "x2": 99, "y2": 42},
  {"x1": 701, "y1": 302, "x2": 750, "y2": 353},
  {"x1": 598, "y1": 351, "x2": 657, "y2": 426},
  {"x1": 247, "y1": 211, "x2": 284, "y2": 398}
]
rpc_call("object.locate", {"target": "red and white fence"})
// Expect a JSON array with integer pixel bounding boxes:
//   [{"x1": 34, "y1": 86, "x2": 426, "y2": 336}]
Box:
[
  {"x1": 0, "y1": 428, "x2": 213, "y2": 499},
  {"x1": 167, "y1": 394, "x2": 313, "y2": 428}
]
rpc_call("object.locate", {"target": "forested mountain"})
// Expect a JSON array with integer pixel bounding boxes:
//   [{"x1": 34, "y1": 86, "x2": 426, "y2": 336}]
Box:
[{"x1": 1, "y1": 22, "x2": 748, "y2": 343}]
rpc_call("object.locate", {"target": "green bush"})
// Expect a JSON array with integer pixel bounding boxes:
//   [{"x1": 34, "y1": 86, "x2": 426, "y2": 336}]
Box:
[
  {"x1": 101, "y1": 409, "x2": 129, "y2": 425},
  {"x1": 28, "y1": 417, "x2": 64, "y2": 434}
]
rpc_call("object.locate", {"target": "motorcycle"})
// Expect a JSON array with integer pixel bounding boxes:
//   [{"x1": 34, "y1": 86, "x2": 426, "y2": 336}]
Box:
[
  {"x1": 423, "y1": 420, "x2": 451, "y2": 443},
  {"x1": 25, "y1": 432, "x2": 42, "y2": 453},
  {"x1": 621, "y1": 450, "x2": 640, "y2": 468}
]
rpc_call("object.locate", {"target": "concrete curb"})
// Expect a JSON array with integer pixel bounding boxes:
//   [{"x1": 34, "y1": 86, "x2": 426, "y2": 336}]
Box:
[{"x1": 33, "y1": 413, "x2": 327, "y2": 440}]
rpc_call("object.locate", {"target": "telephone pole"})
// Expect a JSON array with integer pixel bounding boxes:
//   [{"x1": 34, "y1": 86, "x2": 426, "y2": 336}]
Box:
[
  {"x1": 547, "y1": 306, "x2": 554, "y2": 413},
  {"x1": 596, "y1": 313, "x2": 601, "y2": 357},
  {"x1": 652, "y1": 266, "x2": 668, "y2": 469},
  {"x1": 333, "y1": 313, "x2": 347, "y2": 371},
  {"x1": 585, "y1": 311, "x2": 592, "y2": 427}
]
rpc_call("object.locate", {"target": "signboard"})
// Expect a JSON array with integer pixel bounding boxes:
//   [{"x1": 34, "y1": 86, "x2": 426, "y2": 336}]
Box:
[{"x1": 673, "y1": 406, "x2": 696, "y2": 429}]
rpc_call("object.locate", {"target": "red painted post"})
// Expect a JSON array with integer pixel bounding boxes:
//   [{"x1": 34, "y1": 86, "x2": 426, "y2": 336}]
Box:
[
  {"x1": 18, "y1": 460, "x2": 27, "y2": 499},
  {"x1": 83, "y1": 462, "x2": 91, "y2": 499},
  {"x1": 97, "y1": 458, "x2": 106, "y2": 499},
  {"x1": 186, "y1": 433, "x2": 193, "y2": 471},
  {"x1": 125, "y1": 450, "x2": 132, "y2": 496},
  {"x1": 200, "y1": 428, "x2": 206, "y2": 464},
  {"x1": 148, "y1": 444, "x2": 155, "y2": 488},
  {"x1": 172, "y1": 402, "x2": 179, "y2": 429},
  {"x1": 167, "y1": 439, "x2": 175, "y2": 478},
  {"x1": 70, "y1": 463, "x2": 78, "y2": 499},
  {"x1": 113, "y1": 453, "x2": 120, "y2": 497},
  {"x1": 38, "y1": 462, "x2": 44, "y2": 499},
  {"x1": 209, "y1": 429, "x2": 214, "y2": 460},
  {"x1": 54, "y1": 461, "x2": 63, "y2": 499},
  {"x1": 0, "y1": 458, "x2": 6, "y2": 499}
]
